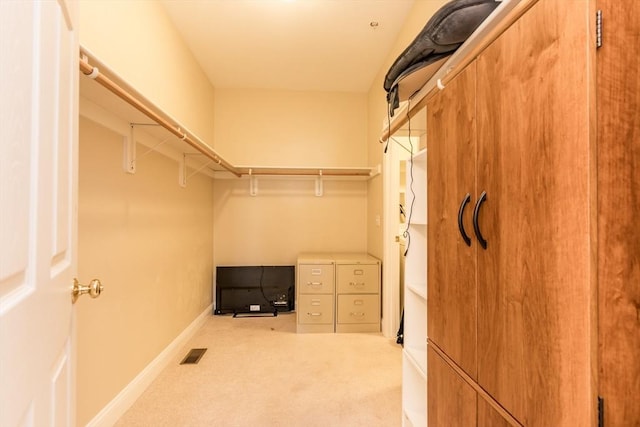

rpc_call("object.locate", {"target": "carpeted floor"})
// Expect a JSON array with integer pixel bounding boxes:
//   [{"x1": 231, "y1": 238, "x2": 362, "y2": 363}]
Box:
[{"x1": 115, "y1": 312, "x2": 403, "y2": 427}]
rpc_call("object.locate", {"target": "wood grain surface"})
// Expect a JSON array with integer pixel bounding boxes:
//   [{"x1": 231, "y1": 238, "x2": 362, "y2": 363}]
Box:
[
  {"x1": 427, "y1": 345, "x2": 476, "y2": 427},
  {"x1": 597, "y1": 1, "x2": 640, "y2": 425},
  {"x1": 475, "y1": 0, "x2": 593, "y2": 425},
  {"x1": 427, "y1": 64, "x2": 478, "y2": 380}
]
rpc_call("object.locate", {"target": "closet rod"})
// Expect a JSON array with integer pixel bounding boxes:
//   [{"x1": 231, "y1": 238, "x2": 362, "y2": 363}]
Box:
[
  {"x1": 78, "y1": 51, "x2": 241, "y2": 177},
  {"x1": 236, "y1": 167, "x2": 373, "y2": 177}
]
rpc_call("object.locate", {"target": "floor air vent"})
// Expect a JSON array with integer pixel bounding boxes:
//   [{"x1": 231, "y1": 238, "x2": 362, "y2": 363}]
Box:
[{"x1": 180, "y1": 348, "x2": 207, "y2": 365}]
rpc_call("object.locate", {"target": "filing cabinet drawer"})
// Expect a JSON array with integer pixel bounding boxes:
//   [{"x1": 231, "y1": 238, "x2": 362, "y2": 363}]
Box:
[
  {"x1": 298, "y1": 264, "x2": 334, "y2": 294},
  {"x1": 298, "y1": 294, "x2": 334, "y2": 325},
  {"x1": 336, "y1": 264, "x2": 379, "y2": 294},
  {"x1": 337, "y1": 294, "x2": 379, "y2": 324}
]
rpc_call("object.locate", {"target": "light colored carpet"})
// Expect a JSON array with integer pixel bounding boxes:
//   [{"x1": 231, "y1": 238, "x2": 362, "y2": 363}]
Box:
[{"x1": 115, "y1": 312, "x2": 402, "y2": 427}]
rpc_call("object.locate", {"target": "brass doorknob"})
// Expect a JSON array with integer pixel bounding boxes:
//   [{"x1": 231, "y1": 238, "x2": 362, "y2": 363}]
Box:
[{"x1": 72, "y1": 278, "x2": 103, "y2": 303}]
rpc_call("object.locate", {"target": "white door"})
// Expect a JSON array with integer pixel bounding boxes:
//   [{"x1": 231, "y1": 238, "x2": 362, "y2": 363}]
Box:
[{"x1": 0, "y1": 1, "x2": 79, "y2": 425}]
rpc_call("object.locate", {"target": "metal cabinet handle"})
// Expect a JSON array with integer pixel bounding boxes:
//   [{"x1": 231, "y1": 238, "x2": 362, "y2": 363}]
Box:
[
  {"x1": 458, "y1": 193, "x2": 472, "y2": 246},
  {"x1": 307, "y1": 312, "x2": 322, "y2": 317},
  {"x1": 473, "y1": 191, "x2": 488, "y2": 249},
  {"x1": 307, "y1": 282, "x2": 322, "y2": 287},
  {"x1": 349, "y1": 312, "x2": 365, "y2": 317},
  {"x1": 349, "y1": 282, "x2": 365, "y2": 287}
]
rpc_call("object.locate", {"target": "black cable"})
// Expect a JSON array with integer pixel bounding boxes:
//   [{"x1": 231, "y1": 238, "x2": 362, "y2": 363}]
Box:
[
  {"x1": 402, "y1": 100, "x2": 415, "y2": 257},
  {"x1": 258, "y1": 266, "x2": 273, "y2": 308},
  {"x1": 384, "y1": 100, "x2": 391, "y2": 153}
]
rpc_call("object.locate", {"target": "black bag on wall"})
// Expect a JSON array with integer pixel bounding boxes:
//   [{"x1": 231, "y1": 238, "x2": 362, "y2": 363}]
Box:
[{"x1": 384, "y1": 0, "x2": 500, "y2": 116}]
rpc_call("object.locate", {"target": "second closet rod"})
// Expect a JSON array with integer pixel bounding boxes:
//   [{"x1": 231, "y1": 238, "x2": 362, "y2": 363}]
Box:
[{"x1": 79, "y1": 53, "x2": 241, "y2": 177}]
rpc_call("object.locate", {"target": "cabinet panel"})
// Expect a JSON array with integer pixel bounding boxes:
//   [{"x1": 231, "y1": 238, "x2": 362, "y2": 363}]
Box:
[
  {"x1": 477, "y1": 397, "x2": 512, "y2": 427},
  {"x1": 597, "y1": 1, "x2": 640, "y2": 425},
  {"x1": 336, "y1": 264, "x2": 379, "y2": 294},
  {"x1": 427, "y1": 63, "x2": 477, "y2": 380},
  {"x1": 475, "y1": 0, "x2": 592, "y2": 424},
  {"x1": 427, "y1": 346, "x2": 476, "y2": 427}
]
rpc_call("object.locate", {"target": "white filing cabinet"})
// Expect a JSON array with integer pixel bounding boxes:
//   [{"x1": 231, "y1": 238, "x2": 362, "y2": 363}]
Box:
[
  {"x1": 296, "y1": 254, "x2": 335, "y2": 333},
  {"x1": 296, "y1": 253, "x2": 381, "y2": 333}
]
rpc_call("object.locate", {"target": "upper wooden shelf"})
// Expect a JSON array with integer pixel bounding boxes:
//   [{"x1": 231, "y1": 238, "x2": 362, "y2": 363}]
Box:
[{"x1": 79, "y1": 47, "x2": 376, "y2": 181}]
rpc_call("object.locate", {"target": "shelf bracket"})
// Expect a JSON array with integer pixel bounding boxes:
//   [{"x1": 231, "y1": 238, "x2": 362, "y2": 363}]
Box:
[
  {"x1": 179, "y1": 153, "x2": 214, "y2": 188},
  {"x1": 315, "y1": 170, "x2": 323, "y2": 197},
  {"x1": 123, "y1": 125, "x2": 136, "y2": 174},
  {"x1": 249, "y1": 169, "x2": 258, "y2": 196},
  {"x1": 179, "y1": 154, "x2": 187, "y2": 188},
  {"x1": 124, "y1": 123, "x2": 170, "y2": 174}
]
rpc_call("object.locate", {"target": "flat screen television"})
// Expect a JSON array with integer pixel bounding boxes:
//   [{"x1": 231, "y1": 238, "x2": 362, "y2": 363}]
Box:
[{"x1": 214, "y1": 265, "x2": 295, "y2": 316}]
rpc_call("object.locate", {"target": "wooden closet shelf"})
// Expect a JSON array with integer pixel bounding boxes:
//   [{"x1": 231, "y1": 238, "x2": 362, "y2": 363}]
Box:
[{"x1": 79, "y1": 48, "x2": 376, "y2": 182}]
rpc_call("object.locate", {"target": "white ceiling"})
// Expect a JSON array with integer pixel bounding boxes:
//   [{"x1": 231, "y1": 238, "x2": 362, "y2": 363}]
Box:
[{"x1": 160, "y1": 0, "x2": 416, "y2": 93}]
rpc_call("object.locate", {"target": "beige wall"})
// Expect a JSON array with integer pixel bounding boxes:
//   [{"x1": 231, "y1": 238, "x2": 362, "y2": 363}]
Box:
[
  {"x1": 213, "y1": 89, "x2": 367, "y2": 166},
  {"x1": 213, "y1": 179, "x2": 367, "y2": 266},
  {"x1": 76, "y1": 117, "x2": 214, "y2": 426},
  {"x1": 79, "y1": 0, "x2": 216, "y2": 144},
  {"x1": 75, "y1": 1, "x2": 449, "y2": 422},
  {"x1": 213, "y1": 89, "x2": 369, "y2": 268},
  {"x1": 366, "y1": 0, "x2": 448, "y2": 259},
  {"x1": 78, "y1": 3, "x2": 218, "y2": 423}
]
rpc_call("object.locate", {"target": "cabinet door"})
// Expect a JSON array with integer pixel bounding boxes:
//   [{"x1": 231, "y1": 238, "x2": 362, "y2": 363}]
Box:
[
  {"x1": 475, "y1": 0, "x2": 593, "y2": 424},
  {"x1": 427, "y1": 63, "x2": 477, "y2": 379},
  {"x1": 427, "y1": 346, "x2": 476, "y2": 427}
]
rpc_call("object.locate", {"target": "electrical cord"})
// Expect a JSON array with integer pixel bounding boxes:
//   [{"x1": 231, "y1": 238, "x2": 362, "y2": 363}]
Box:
[
  {"x1": 258, "y1": 266, "x2": 274, "y2": 308},
  {"x1": 402, "y1": 100, "x2": 415, "y2": 257},
  {"x1": 384, "y1": 101, "x2": 391, "y2": 153},
  {"x1": 384, "y1": 98, "x2": 415, "y2": 257}
]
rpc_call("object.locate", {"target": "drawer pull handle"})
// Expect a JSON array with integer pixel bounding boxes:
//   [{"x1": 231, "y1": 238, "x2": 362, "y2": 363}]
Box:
[
  {"x1": 353, "y1": 300, "x2": 364, "y2": 305},
  {"x1": 349, "y1": 282, "x2": 365, "y2": 287},
  {"x1": 307, "y1": 312, "x2": 322, "y2": 317},
  {"x1": 307, "y1": 282, "x2": 323, "y2": 287},
  {"x1": 350, "y1": 312, "x2": 365, "y2": 317},
  {"x1": 353, "y1": 269, "x2": 364, "y2": 275},
  {"x1": 458, "y1": 193, "x2": 472, "y2": 247},
  {"x1": 473, "y1": 190, "x2": 488, "y2": 250}
]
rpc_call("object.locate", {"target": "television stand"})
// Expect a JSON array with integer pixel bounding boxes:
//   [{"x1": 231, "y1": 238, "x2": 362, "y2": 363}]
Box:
[{"x1": 232, "y1": 309, "x2": 278, "y2": 318}]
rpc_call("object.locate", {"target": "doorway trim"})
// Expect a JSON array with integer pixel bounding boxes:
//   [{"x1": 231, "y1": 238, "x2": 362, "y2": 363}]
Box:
[{"x1": 381, "y1": 138, "x2": 402, "y2": 339}]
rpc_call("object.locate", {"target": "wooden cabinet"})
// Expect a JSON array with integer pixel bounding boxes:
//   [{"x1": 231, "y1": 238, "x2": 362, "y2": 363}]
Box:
[
  {"x1": 296, "y1": 253, "x2": 380, "y2": 333},
  {"x1": 427, "y1": 1, "x2": 594, "y2": 425},
  {"x1": 475, "y1": 1, "x2": 592, "y2": 423}
]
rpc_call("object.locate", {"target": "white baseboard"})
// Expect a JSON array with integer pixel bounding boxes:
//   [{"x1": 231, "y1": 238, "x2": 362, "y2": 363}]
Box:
[{"x1": 86, "y1": 304, "x2": 213, "y2": 427}]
